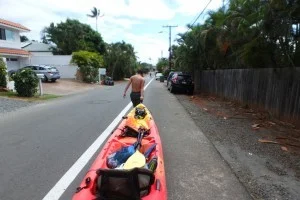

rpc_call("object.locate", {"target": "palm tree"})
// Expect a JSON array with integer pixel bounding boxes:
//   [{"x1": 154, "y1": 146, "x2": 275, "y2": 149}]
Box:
[{"x1": 87, "y1": 7, "x2": 104, "y2": 32}]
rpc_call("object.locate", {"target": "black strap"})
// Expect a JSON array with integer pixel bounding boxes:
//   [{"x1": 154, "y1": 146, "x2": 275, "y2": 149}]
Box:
[{"x1": 75, "y1": 177, "x2": 91, "y2": 193}]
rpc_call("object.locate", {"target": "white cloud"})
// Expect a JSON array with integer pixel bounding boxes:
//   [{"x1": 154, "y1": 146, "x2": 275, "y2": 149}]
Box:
[
  {"x1": 101, "y1": 0, "x2": 175, "y2": 20},
  {"x1": 124, "y1": 33, "x2": 169, "y2": 64},
  {"x1": 175, "y1": 26, "x2": 189, "y2": 34},
  {"x1": 175, "y1": 0, "x2": 224, "y2": 17}
]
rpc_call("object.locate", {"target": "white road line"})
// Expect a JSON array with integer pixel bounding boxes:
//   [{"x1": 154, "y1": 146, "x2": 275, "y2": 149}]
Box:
[{"x1": 42, "y1": 78, "x2": 154, "y2": 200}]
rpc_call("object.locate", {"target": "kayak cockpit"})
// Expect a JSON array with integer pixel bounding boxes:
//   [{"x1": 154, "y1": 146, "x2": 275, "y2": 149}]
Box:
[{"x1": 96, "y1": 168, "x2": 155, "y2": 199}]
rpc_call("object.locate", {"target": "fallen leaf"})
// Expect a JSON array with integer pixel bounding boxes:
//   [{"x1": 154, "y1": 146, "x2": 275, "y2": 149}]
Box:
[
  {"x1": 281, "y1": 146, "x2": 288, "y2": 151},
  {"x1": 252, "y1": 124, "x2": 260, "y2": 130},
  {"x1": 258, "y1": 139, "x2": 278, "y2": 144},
  {"x1": 268, "y1": 121, "x2": 276, "y2": 126}
]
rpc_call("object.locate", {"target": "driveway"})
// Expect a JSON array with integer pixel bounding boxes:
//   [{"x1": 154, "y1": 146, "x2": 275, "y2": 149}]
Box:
[{"x1": 43, "y1": 79, "x2": 102, "y2": 95}]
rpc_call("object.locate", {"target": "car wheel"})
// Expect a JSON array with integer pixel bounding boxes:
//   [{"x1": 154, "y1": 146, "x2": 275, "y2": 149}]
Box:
[
  {"x1": 187, "y1": 89, "x2": 194, "y2": 95},
  {"x1": 51, "y1": 79, "x2": 56, "y2": 82},
  {"x1": 170, "y1": 85, "x2": 175, "y2": 93},
  {"x1": 43, "y1": 75, "x2": 48, "y2": 82}
]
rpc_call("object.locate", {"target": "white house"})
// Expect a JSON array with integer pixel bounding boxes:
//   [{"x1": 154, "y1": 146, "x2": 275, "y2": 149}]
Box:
[
  {"x1": 0, "y1": 18, "x2": 30, "y2": 71},
  {"x1": 22, "y1": 41, "x2": 53, "y2": 56},
  {"x1": 0, "y1": 19, "x2": 77, "y2": 79}
]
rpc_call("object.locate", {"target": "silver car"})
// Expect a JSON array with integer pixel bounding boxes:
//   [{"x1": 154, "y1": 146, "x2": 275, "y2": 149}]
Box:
[{"x1": 23, "y1": 65, "x2": 61, "y2": 82}]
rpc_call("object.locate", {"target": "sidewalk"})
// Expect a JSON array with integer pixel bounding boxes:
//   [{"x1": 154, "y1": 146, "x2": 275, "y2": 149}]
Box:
[{"x1": 144, "y1": 80, "x2": 252, "y2": 200}]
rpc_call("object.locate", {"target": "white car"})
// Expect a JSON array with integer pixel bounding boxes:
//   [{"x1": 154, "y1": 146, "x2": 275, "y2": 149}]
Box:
[{"x1": 155, "y1": 73, "x2": 163, "y2": 80}]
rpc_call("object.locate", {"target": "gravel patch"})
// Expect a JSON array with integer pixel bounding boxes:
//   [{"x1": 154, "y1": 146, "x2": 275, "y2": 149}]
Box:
[
  {"x1": 0, "y1": 97, "x2": 37, "y2": 115},
  {"x1": 175, "y1": 94, "x2": 300, "y2": 200}
]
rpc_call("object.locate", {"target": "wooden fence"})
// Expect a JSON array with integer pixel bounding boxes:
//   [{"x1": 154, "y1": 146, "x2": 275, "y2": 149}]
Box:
[{"x1": 194, "y1": 68, "x2": 300, "y2": 124}]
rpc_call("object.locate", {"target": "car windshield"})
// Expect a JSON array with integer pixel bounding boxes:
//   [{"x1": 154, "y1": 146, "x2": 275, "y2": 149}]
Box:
[{"x1": 178, "y1": 75, "x2": 192, "y2": 80}]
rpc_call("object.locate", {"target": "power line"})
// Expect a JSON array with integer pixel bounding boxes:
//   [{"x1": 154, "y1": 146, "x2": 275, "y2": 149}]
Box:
[{"x1": 189, "y1": 0, "x2": 212, "y2": 28}]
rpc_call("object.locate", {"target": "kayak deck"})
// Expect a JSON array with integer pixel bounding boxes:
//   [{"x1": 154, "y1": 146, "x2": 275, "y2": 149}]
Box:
[{"x1": 72, "y1": 104, "x2": 167, "y2": 200}]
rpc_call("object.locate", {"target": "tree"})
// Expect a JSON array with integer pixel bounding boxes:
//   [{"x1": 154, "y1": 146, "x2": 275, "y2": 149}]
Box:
[
  {"x1": 104, "y1": 41, "x2": 137, "y2": 80},
  {"x1": 41, "y1": 34, "x2": 49, "y2": 44},
  {"x1": 43, "y1": 19, "x2": 106, "y2": 55},
  {"x1": 87, "y1": 7, "x2": 104, "y2": 32},
  {"x1": 20, "y1": 35, "x2": 29, "y2": 42},
  {"x1": 156, "y1": 58, "x2": 168, "y2": 72},
  {"x1": 173, "y1": 0, "x2": 300, "y2": 73},
  {"x1": 0, "y1": 57, "x2": 7, "y2": 88},
  {"x1": 71, "y1": 51, "x2": 104, "y2": 83}
]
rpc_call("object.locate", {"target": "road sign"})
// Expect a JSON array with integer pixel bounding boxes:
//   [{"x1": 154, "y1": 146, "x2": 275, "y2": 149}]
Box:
[{"x1": 99, "y1": 68, "x2": 106, "y2": 75}]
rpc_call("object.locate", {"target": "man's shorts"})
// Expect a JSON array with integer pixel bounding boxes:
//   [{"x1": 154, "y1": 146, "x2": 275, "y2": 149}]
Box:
[{"x1": 130, "y1": 92, "x2": 142, "y2": 107}]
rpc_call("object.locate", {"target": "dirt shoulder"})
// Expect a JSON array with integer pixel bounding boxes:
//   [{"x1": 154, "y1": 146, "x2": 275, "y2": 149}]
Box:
[{"x1": 176, "y1": 94, "x2": 300, "y2": 200}]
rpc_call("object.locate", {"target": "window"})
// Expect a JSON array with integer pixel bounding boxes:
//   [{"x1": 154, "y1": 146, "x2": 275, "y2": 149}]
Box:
[
  {"x1": 39, "y1": 67, "x2": 45, "y2": 70},
  {"x1": 6, "y1": 58, "x2": 18, "y2": 61},
  {"x1": 0, "y1": 28, "x2": 15, "y2": 41},
  {"x1": 5, "y1": 29, "x2": 14, "y2": 41},
  {"x1": 0, "y1": 28, "x2": 6, "y2": 40}
]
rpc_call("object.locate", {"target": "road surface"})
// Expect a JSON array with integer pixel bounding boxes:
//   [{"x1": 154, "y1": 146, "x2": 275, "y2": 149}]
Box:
[{"x1": 0, "y1": 77, "x2": 251, "y2": 200}]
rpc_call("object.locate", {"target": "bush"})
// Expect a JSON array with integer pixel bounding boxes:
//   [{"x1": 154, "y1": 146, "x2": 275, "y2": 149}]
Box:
[
  {"x1": 71, "y1": 51, "x2": 104, "y2": 83},
  {"x1": 14, "y1": 69, "x2": 39, "y2": 97},
  {"x1": 0, "y1": 58, "x2": 7, "y2": 88}
]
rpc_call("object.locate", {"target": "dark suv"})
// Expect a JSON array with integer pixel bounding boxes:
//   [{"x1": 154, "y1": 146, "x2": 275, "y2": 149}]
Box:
[{"x1": 167, "y1": 72, "x2": 194, "y2": 95}]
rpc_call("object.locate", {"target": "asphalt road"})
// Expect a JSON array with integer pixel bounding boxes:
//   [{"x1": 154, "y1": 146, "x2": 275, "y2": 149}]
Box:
[{"x1": 0, "y1": 77, "x2": 251, "y2": 200}]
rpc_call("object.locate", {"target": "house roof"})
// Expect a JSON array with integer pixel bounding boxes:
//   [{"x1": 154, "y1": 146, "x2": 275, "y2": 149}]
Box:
[
  {"x1": 22, "y1": 41, "x2": 53, "y2": 52},
  {"x1": 0, "y1": 19, "x2": 30, "y2": 32},
  {"x1": 0, "y1": 47, "x2": 30, "y2": 56}
]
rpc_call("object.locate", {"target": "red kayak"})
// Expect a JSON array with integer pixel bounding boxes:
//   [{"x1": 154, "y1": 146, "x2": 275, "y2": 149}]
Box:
[{"x1": 72, "y1": 104, "x2": 167, "y2": 200}]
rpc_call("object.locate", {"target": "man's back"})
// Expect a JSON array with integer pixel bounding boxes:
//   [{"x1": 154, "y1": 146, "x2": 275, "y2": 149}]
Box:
[{"x1": 130, "y1": 74, "x2": 144, "y2": 92}]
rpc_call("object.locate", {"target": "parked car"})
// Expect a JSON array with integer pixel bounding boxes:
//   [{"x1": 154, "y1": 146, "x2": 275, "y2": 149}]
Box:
[
  {"x1": 155, "y1": 73, "x2": 163, "y2": 80},
  {"x1": 103, "y1": 76, "x2": 114, "y2": 86},
  {"x1": 166, "y1": 71, "x2": 180, "y2": 87},
  {"x1": 9, "y1": 65, "x2": 61, "y2": 82},
  {"x1": 167, "y1": 72, "x2": 194, "y2": 95}
]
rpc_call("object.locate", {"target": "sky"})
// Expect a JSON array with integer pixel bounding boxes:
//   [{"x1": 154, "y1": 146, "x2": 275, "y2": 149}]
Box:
[{"x1": 0, "y1": 0, "x2": 224, "y2": 64}]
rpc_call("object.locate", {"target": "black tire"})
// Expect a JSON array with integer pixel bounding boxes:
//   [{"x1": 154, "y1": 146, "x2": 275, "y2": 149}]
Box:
[
  {"x1": 170, "y1": 85, "x2": 175, "y2": 93},
  {"x1": 187, "y1": 89, "x2": 194, "y2": 95},
  {"x1": 51, "y1": 79, "x2": 56, "y2": 82},
  {"x1": 43, "y1": 75, "x2": 48, "y2": 82}
]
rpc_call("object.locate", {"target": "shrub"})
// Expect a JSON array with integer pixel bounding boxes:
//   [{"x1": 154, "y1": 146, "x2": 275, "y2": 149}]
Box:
[
  {"x1": 71, "y1": 51, "x2": 104, "y2": 83},
  {"x1": 14, "y1": 68, "x2": 39, "y2": 97},
  {"x1": 0, "y1": 58, "x2": 7, "y2": 88}
]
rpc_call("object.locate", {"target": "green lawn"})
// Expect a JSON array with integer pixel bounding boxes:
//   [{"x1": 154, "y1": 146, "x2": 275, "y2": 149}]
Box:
[{"x1": 0, "y1": 91, "x2": 61, "y2": 101}]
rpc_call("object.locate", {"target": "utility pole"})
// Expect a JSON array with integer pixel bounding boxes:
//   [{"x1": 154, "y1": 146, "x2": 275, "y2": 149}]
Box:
[{"x1": 162, "y1": 25, "x2": 177, "y2": 71}]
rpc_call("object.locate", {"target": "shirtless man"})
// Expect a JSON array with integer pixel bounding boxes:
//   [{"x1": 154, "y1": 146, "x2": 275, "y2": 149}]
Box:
[{"x1": 123, "y1": 69, "x2": 145, "y2": 107}]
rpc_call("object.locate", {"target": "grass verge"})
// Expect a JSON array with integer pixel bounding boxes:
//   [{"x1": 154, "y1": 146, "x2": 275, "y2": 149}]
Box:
[{"x1": 0, "y1": 91, "x2": 61, "y2": 101}]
